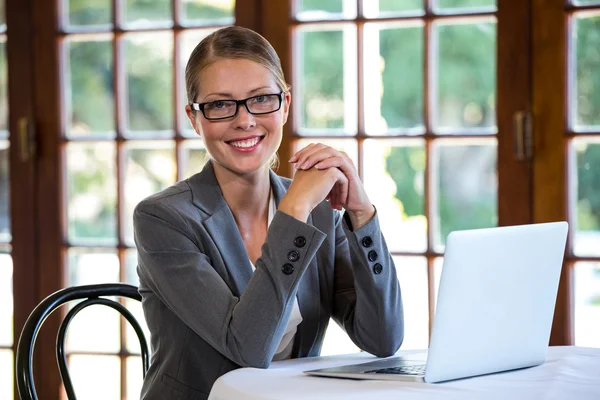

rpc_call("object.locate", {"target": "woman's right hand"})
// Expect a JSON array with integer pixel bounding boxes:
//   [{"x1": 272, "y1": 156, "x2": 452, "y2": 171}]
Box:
[{"x1": 278, "y1": 167, "x2": 348, "y2": 222}]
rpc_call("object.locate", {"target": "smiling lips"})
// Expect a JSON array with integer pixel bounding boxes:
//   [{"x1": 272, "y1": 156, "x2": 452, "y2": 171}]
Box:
[{"x1": 227, "y1": 135, "x2": 264, "y2": 152}]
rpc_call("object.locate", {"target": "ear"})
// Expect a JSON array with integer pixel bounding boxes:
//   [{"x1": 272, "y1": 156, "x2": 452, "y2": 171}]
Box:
[
  {"x1": 185, "y1": 104, "x2": 203, "y2": 138},
  {"x1": 282, "y1": 91, "x2": 291, "y2": 125}
]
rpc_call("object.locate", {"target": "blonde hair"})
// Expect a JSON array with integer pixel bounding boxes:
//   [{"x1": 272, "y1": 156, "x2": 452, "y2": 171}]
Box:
[{"x1": 185, "y1": 26, "x2": 290, "y2": 105}]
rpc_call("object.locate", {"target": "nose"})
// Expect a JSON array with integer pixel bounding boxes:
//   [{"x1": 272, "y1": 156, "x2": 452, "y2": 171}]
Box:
[{"x1": 234, "y1": 104, "x2": 256, "y2": 131}]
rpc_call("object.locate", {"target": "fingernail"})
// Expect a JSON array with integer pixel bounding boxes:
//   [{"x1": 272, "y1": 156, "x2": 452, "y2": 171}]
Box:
[
  {"x1": 301, "y1": 162, "x2": 310, "y2": 169},
  {"x1": 314, "y1": 163, "x2": 322, "y2": 169}
]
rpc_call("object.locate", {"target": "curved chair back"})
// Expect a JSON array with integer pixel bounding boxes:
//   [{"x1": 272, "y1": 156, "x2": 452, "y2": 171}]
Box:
[{"x1": 16, "y1": 283, "x2": 150, "y2": 400}]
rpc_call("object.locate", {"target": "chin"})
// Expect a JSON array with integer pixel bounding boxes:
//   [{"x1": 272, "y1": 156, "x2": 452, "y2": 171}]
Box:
[{"x1": 215, "y1": 157, "x2": 272, "y2": 176}]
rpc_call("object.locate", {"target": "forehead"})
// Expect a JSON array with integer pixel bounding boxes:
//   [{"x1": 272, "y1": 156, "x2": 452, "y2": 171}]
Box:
[{"x1": 197, "y1": 58, "x2": 278, "y2": 99}]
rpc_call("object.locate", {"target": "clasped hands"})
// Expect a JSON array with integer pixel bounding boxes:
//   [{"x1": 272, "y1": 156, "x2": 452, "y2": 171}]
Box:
[{"x1": 278, "y1": 143, "x2": 375, "y2": 230}]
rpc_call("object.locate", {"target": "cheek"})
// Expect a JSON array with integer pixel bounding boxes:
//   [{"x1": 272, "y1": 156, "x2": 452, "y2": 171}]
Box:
[{"x1": 198, "y1": 121, "x2": 223, "y2": 141}]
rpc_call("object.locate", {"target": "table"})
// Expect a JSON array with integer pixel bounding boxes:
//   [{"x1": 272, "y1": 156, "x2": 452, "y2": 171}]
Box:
[{"x1": 208, "y1": 346, "x2": 600, "y2": 400}]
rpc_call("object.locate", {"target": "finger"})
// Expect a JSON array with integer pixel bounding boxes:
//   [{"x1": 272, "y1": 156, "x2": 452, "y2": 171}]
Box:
[
  {"x1": 289, "y1": 143, "x2": 318, "y2": 164},
  {"x1": 294, "y1": 143, "x2": 330, "y2": 169},
  {"x1": 315, "y1": 155, "x2": 357, "y2": 185},
  {"x1": 297, "y1": 147, "x2": 342, "y2": 170}
]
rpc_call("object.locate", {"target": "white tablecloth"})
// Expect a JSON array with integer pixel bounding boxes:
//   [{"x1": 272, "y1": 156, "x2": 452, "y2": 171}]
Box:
[{"x1": 208, "y1": 346, "x2": 600, "y2": 400}]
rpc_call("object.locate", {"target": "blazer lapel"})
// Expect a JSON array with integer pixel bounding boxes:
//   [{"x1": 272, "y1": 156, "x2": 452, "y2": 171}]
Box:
[{"x1": 188, "y1": 162, "x2": 253, "y2": 296}]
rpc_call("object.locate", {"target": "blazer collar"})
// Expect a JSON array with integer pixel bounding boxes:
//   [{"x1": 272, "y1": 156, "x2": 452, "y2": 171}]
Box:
[{"x1": 187, "y1": 160, "x2": 290, "y2": 215}]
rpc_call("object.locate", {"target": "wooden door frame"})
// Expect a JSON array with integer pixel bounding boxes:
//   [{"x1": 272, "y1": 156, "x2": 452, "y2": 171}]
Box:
[
  {"x1": 497, "y1": 0, "x2": 534, "y2": 228},
  {"x1": 531, "y1": 0, "x2": 570, "y2": 345},
  {"x1": 6, "y1": 0, "x2": 41, "y2": 398}
]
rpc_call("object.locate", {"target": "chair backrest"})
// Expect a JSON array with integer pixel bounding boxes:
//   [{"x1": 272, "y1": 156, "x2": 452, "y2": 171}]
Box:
[{"x1": 16, "y1": 283, "x2": 150, "y2": 400}]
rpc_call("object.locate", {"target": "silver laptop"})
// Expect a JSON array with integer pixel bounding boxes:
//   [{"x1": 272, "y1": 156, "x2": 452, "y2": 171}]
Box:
[{"x1": 304, "y1": 222, "x2": 568, "y2": 383}]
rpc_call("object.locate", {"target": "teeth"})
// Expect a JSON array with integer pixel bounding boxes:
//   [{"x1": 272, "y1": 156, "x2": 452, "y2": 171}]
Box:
[{"x1": 230, "y1": 137, "x2": 260, "y2": 148}]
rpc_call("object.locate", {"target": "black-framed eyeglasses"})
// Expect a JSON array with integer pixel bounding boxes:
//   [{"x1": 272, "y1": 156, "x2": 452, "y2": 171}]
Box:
[{"x1": 191, "y1": 92, "x2": 284, "y2": 121}]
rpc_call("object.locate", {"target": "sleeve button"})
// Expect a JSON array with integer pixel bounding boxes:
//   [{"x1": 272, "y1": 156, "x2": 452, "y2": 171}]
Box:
[
  {"x1": 287, "y1": 250, "x2": 300, "y2": 262},
  {"x1": 368, "y1": 250, "x2": 378, "y2": 262},
  {"x1": 373, "y1": 263, "x2": 383, "y2": 275},
  {"x1": 282, "y1": 263, "x2": 295, "y2": 275},
  {"x1": 361, "y1": 236, "x2": 373, "y2": 248},
  {"x1": 294, "y1": 236, "x2": 306, "y2": 248}
]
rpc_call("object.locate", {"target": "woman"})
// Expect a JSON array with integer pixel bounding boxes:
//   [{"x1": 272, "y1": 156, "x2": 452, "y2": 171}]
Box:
[{"x1": 133, "y1": 26, "x2": 404, "y2": 400}]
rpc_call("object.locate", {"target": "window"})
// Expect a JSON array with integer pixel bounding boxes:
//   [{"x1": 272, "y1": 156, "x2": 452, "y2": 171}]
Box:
[
  {"x1": 291, "y1": 0, "x2": 498, "y2": 353},
  {"x1": 59, "y1": 0, "x2": 233, "y2": 398}
]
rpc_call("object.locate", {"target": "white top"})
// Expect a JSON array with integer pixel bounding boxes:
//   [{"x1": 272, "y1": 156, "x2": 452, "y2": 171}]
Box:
[
  {"x1": 249, "y1": 189, "x2": 303, "y2": 361},
  {"x1": 208, "y1": 346, "x2": 600, "y2": 400}
]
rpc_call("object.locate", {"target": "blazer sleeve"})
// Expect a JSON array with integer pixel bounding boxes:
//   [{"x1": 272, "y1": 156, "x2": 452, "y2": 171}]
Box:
[
  {"x1": 330, "y1": 209, "x2": 404, "y2": 357},
  {"x1": 134, "y1": 200, "x2": 326, "y2": 369}
]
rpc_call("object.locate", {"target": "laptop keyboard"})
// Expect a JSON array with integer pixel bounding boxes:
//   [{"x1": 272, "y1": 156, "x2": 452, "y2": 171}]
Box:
[{"x1": 365, "y1": 364, "x2": 427, "y2": 375}]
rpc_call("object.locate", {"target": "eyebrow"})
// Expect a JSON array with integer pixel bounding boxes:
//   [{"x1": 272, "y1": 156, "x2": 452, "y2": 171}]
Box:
[{"x1": 203, "y1": 86, "x2": 276, "y2": 100}]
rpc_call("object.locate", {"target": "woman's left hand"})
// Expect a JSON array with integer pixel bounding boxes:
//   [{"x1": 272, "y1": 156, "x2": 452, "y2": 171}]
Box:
[{"x1": 290, "y1": 143, "x2": 375, "y2": 229}]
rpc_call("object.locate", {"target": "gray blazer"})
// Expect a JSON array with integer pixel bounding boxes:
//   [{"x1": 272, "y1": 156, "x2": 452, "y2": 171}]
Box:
[{"x1": 133, "y1": 161, "x2": 404, "y2": 400}]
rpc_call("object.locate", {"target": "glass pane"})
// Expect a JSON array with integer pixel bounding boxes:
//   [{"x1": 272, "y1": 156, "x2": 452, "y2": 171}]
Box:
[
  {"x1": 434, "y1": 140, "x2": 497, "y2": 250},
  {"x1": 363, "y1": 0, "x2": 423, "y2": 17},
  {"x1": 124, "y1": 142, "x2": 176, "y2": 245},
  {"x1": 573, "y1": 14, "x2": 600, "y2": 128},
  {"x1": 125, "y1": 0, "x2": 171, "y2": 27},
  {"x1": 125, "y1": 250, "x2": 150, "y2": 353},
  {"x1": 297, "y1": 26, "x2": 357, "y2": 135},
  {"x1": 364, "y1": 23, "x2": 424, "y2": 135},
  {"x1": 574, "y1": 0, "x2": 600, "y2": 4},
  {"x1": 364, "y1": 139, "x2": 427, "y2": 253},
  {"x1": 69, "y1": 355, "x2": 120, "y2": 400},
  {"x1": 435, "y1": 21, "x2": 497, "y2": 132},
  {"x1": 573, "y1": 139, "x2": 600, "y2": 256},
  {"x1": 394, "y1": 257, "x2": 429, "y2": 350},
  {"x1": 125, "y1": 33, "x2": 174, "y2": 137},
  {"x1": 66, "y1": 249, "x2": 120, "y2": 352},
  {"x1": 0, "y1": 254, "x2": 12, "y2": 346},
  {"x1": 179, "y1": 29, "x2": 217, "y2": 137},
  {"x1": 574, "y1": 262, "x2": 600, "y2": 347},
  {"x1": 182, "y1": 0, "x2": 235, "y2": 24},
  {"x1": 65, "y1": 37, "x2": 114, "y2": 138},
  {"x1": 0, "y1": 37, "x2": 7, "y2": 134},
  {"x1": 125, "y1": 248, "x2": 139, "y2": 287},
  {"x1": 66, "y1": 142, "x2": 117, "y2": 246},
  {"x1": 435, "y1": 0, "x2": 496, "y2": 10},
  {"x1": 127, "y1": 356, "x2": 144, "y2": 400},
  {"x1": 293, "y1": 139, "x2": 358, "y2": 168},
  {"x1": 0, "y1": 142, "x2": 9, "y2": 241},
  {"x1": 0, "y1": 350, "x2": 13, "y2": 400},
  {"x1": 181, "y1": 140, "x2": 210, "y2": 179},
  {"x1": 296, "y1": 0, "x2": 357, "y2": 20},
  {"x1": 65, "y1": 0, "x2": 112, "y2": 27}
]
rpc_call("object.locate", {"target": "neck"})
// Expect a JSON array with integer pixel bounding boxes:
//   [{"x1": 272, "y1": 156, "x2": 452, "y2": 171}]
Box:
[{"x1": 212, "y1": 161, "x2": 271, "y2": 220}]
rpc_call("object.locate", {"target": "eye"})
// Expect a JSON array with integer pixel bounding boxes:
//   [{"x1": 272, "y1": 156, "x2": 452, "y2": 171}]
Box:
[
  {"x1": 255, "y1": 95, "x2": 267, "y2": 103},
  {"x1": 206, "y1": 101, "x2": 226, "y2": 109}
]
